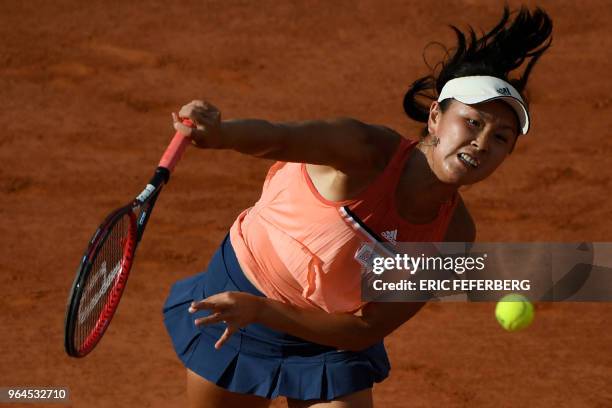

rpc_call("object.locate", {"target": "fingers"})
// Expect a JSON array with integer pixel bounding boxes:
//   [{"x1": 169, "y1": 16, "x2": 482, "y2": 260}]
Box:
[
  {"x1": 172, "y1": 113, "x2": 194, "y2": 136},
  {"x1": 194, "y1": 312, "x2": 224, "y2": 327},
  {"x1": 172, "y1": 100, "x2": 222, "y2": 149},
  {"x1": 188, "y1": 300, "x2": 217, "y2": 313},
  {"x1": 177, "y1": 100, "x2": 219, "y2": 122},
  {"x1": 188, "y1": 292, "x2": 242, "y2": 349},
  {"x1": 189, "y1": 293, "x2": 231, "y2": 313},
  {"x1": 214, "y1": 326, "x2": 236, "y2": 350},
  {"x1": 191, "y1": 311, "x2": 236, "y2": 350},
  {"x1": 178, "y1": 100, "x2": 204, "y2": 117},
  {"x1": 178, "y1": 102, "x2": 193, "y2": 118}
]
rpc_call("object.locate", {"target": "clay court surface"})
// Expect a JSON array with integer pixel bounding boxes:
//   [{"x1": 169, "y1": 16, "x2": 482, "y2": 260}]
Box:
[{"x1": 1, "y1": 0, "x2": 611, "y2": 406}]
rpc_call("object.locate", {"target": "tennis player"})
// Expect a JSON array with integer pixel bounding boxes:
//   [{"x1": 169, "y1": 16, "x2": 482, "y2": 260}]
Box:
[{"x1": 163, "y1": 6, "x2": 552, "y2": 407}]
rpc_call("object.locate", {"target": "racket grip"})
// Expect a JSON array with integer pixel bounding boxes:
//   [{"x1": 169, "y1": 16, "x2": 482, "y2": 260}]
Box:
[{"x1": 159, "y1": 119, "x2": 193, "y2": 173}]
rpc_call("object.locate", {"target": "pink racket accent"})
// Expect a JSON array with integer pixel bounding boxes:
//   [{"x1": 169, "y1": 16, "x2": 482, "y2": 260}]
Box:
[{"x1": 158, "y1": 119, "x2": 194, "y2": 172}]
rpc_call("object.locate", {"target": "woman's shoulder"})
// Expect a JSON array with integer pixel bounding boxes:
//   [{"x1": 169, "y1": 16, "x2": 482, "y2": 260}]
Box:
[
  {"x1": 304, "y1": 124, "x2": 406, "y2": 202},
  {"x1": 363, "y1": 124, "x2": 405, "y2": 171}
]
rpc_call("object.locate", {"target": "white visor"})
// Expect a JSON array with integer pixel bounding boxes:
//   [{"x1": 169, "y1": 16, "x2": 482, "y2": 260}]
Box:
[{"x1": 437, "y1": 76, "x2": 530, "y2": 135}]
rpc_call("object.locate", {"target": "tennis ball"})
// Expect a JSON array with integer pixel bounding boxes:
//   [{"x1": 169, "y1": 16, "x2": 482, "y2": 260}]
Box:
[{"x1": 495, "y1": 294, "x2": 534, "y2": 332}]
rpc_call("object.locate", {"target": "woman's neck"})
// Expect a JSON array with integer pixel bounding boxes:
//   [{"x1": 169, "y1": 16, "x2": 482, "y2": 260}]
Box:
[{"x1": 396, "y1": 144, "x2": 458, "y2": 223}]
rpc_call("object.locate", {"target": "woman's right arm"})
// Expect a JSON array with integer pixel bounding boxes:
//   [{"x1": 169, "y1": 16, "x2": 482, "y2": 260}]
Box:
[{"x1": 173, "y1": 100, "x2": 389, "y2": 173}]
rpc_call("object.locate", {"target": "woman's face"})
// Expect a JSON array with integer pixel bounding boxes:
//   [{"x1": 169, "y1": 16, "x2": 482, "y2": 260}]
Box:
[{"x1": 425, "y1": 99, "x2": 519, "y2": 185}]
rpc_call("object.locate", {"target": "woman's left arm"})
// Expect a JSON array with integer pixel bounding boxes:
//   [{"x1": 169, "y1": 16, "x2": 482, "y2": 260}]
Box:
[
  {"x1": 257, "y1": 298, "x2": 427, "y2": 351},
  {"x1": 190, "y1": 292, "x2": 426, "y2": 352}
]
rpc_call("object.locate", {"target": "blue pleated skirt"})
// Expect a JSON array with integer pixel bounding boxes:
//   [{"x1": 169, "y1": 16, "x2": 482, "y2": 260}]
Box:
[{"x1": 163, "y1": 234, "x2": 390, "y2": 401}]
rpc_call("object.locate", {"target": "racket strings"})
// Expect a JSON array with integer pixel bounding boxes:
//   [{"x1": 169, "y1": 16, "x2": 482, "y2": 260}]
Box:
[{"x1": 75, "y1": 214, "x2": 131, "y2": 349}]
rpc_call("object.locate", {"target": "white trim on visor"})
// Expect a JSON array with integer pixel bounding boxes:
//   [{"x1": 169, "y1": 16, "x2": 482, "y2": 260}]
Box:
[{"x1": 437, "y1": 76, "x2": 530, "y2": 135}]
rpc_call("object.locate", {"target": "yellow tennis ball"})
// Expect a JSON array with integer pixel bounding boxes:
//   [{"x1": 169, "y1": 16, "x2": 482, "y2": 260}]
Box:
[{"x1": 495, "y1": 294, "x2": 534, "y2": 332}]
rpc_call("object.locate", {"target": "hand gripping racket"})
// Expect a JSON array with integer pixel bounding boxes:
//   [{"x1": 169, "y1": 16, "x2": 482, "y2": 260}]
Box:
[{"x1": 64, "y1": 121, "x2": 192, "y2": 357}]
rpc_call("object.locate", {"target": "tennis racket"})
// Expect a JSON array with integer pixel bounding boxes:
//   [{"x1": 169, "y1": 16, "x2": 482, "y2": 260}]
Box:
[{"x1": 64, "y1": 120, "x2": 192, "y2": 357}]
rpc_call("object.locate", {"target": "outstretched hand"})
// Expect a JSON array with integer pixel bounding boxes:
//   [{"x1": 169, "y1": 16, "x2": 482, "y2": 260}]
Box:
[
  {"x1": 172, "y1": 100, "x2": 222, "y2": 148},
  {"x1": 189, "y1": 291, "x2": 263, "y2": 349}
]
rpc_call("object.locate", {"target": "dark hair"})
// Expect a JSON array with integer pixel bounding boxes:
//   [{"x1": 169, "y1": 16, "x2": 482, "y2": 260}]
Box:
[{"x1": 403, "y1": 5, "x2": 553, "y2": 136}]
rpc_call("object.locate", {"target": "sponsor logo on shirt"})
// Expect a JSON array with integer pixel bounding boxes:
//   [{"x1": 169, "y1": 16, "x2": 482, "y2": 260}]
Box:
[{"x1": 381, "y1": 229, "x2": 398, "y2": 246}]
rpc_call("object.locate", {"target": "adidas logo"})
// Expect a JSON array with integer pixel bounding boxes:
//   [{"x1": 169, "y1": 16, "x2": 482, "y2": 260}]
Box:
[
  {"x1": 496, "y1": 87, "x2": 511, "y2": 96},
  {"x1": 381, "y1": 229, "x2": 398, "y2": 245}
]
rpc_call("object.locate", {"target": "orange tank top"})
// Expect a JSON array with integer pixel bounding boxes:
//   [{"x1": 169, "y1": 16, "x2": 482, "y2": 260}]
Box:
[{"x1": 229, "y1": 137, "x2": 458, "y2": 313}]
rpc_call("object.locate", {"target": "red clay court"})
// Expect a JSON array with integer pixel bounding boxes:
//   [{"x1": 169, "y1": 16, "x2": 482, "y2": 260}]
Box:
[{"x1": 1, "y1": 1, "x2": 611, "y2": 406}]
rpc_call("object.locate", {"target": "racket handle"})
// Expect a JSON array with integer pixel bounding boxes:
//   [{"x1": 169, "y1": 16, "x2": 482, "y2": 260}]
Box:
[{"x1": 159, "y1": 119, "x2": 193, "y2": 172}]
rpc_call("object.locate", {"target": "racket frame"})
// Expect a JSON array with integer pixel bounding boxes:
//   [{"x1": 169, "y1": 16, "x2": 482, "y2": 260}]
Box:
[{"x1": 64, "y1": 167, "x2": 170, "y2": 357}]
